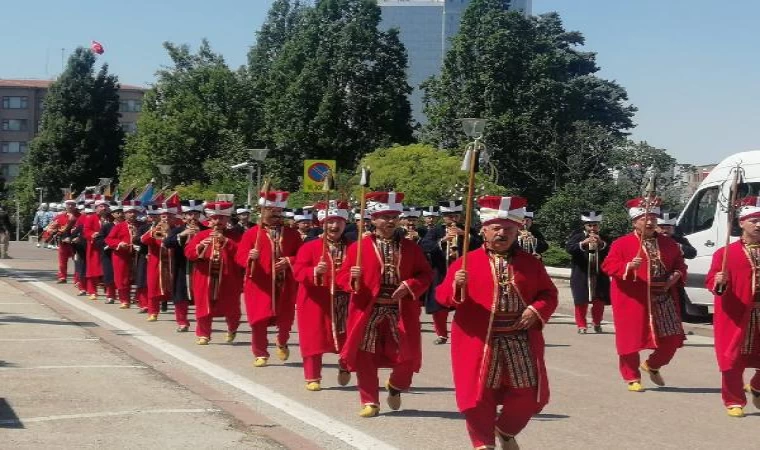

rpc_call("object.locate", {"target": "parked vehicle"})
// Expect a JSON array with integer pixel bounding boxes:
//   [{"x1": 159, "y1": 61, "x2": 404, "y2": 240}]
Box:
[{"x1": 678, "y1": 150, "x2": 760, "y2": 319}]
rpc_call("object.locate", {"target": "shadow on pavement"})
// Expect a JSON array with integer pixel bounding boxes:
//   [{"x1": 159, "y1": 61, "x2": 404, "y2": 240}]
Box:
[
  {"x1": 0, "y1": 268, "x2": 59, "y2": 282},
  {"x1": 0, "y1": 398, "x2": 24, "y2": 429},
  {"x1": 386, "y1": 409, "x2": 462, "y2": 420},
  {"x1": 534, "y1": 413, "x2": 570, "y2": 421},
  {"x1": 654, "y1": 386, "x2": 721, "y2": 394},
  {"x1": 0, "y1": 315, "x2": 96, "y2": 327}
]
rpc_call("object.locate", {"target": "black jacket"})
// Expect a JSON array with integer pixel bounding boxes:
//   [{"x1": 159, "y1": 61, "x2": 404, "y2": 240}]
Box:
[{"x1": 565, "y1": 230, "x2": 611, "y2": 305}]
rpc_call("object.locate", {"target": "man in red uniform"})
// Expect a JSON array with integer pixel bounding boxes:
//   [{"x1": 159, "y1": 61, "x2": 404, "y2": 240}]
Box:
[
  {"x1": 602, "y1": 197, "x2": 687, "y2": 392},
  {"x1": 185, "y1": 201, "x2": 243, "y2": 345},
  {"x1": 140, "y1": 193, "x2": 180, "y2": 322},
  {"x1": 236, "y1": 191, "x2": 302, "y2": 367},
  {"x1": 83, "y1": 196, "x2": 113, "y2": 301},
  {"x1": 293, "y1": 200, "x2": 353, "y2": 391},
  {"x1": 437, "y1": 196, "x2": 558, "y2": 450},
  {"x1": 105, "y1": 200, "x2": 142, "y2": 309},
  {"x1": 52, "y1": 199, "x2": 80, "y2": 284},
  {"x1": 707, "y1": 195, "x2": 760, "y2": 417},
  {"x1": 336, "y1": 191, "x2": 432, "y2": 418}
]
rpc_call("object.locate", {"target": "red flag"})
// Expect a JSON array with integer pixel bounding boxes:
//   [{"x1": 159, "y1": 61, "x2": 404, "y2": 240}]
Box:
[{"x1": 90, "y1": 40, "x2": 104, "y2": 55}]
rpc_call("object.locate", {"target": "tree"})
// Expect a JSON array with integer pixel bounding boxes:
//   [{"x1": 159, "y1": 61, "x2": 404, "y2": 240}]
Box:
[
  {"x1": 422, "y1": 3, "x2": 636, "y2": 204},
  {"x1": 119, "y1": 40, "x2": 250, "y2": 201},
  {"x1": 13, "y1": 47, "x2": 124, "y2": 220},
  {"x1": 257, "y1": 0, "x2": 415, "y2": 188},
  {"x1": 359, "y1": 144, "x2": 505, "y2": 206}
]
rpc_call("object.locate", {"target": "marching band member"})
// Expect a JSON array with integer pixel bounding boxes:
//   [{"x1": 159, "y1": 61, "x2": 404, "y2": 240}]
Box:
[
  {"x1": 437, "y1": 196, "x2": 558, "y2": 450},
  {"x1": 140, "y1": 193, "x2": 180, "y2": 322},
  {"x1": 707, "y1": 196, "x2": 760, "y2": 417},
  {"x1": 565, "y1": 210, "x2": 611, "y2": 334},
  {"x1": 656, "y1": 212, "x2": 697, "y2": 259},
  {"x1": 52, "y1": 198, "x2": 80, "y2": 284},
  {"x1": 293, "y1": 208, "x2": 313, "y2": 241},
  {"x1": 517, "y1": 211, "x2": 548, "y2": 259},
  {"x1": 185, "y1": 201, "x2": 243, "y2": 345},
  {"x1": 236, "y1": 191, "x2": 302, "y2": 367},
  {"x1": 164, "y1": 200, "x2": 207, "y2": 332},
  {"x1": 602, "y1": 197, "x2": 687, "y2": 392},
  {"x1": 337, "y1": 191, "x2": 432, "y2": 418},
  {"x1": 95, "y1": 201, "x2": 121, "y2": 304},
  {"x1": 293, "y1": 200, "x2": 354, "y2": 391},
  {"x1": 83, "y1": 196, "x2": 112, "y2": 301},
  {"x1": 105, "y1": 200, "x2": 142, "y2": 308}
]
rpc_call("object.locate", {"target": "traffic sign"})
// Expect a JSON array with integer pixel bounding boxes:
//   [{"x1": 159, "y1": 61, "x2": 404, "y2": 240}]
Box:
[{"x1": 303, "y1": 160, "x2": 336, "y2": 192}]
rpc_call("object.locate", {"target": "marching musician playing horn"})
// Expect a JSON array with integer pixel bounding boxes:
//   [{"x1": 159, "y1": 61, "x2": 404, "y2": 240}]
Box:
[
  {"x1": 105, "y1": 200, "x2": 142, "y2": 309},
  {"x1": 517, "y1": 211, "x2": 548, "y2": 259},
  {"x1": 565, "y1": 211, "x2": 611, "y2": 334},
  {"x1": 185, "y1": 201, "x2": 244, "y2": 345},
  {"x1": 52, "y1": 198, "x2": 81, "y2": 285}
]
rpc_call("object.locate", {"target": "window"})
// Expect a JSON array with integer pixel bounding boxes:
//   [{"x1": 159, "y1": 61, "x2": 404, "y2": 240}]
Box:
[
  {"x1": 2, "y1": 119, "x2": 28, "y2": 131},
  {"x1": 1, "y1": 142, "x2": 27, "y2": 153},
  {"x1": 119, "y1": 99, "x2": 142, "y2": 113},
  {"x1": 121, "y1": 122, "x2": 137, "y2": 134},
  {"x1": 2, "y1": 96, "x2": 28, "y2": 109},
  {"x1": 679, "y1": 186, "x2": 719, "y2": 235},
  {"x1": 0, "y1": 164, "x2": 20, "y2": 177}
]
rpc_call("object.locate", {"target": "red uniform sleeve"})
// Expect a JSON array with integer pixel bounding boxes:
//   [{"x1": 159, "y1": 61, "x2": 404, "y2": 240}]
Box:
[
  {"x1": 527, "y1": 259, "x2": 559, "y2": 328},
  {"x1": 336, "y1": 241, "x2": 358, "y2": 293},
  {"x1": 601, "y1": 237, "x2": 634, "y2": 280},
  {"x1": 235, "y1": 228, "x2": 255, "y2": 268},
  {"x1": 185, "y1": 232, "x2": 206, "y2": 261},
  {"x1": 400, "y1": 242, "x2": 433, "y2": 300},
  {"x1": 293, "y1": 242, "x2": 319, "y2": 286},
  {"x1": 435, "y1": 256, "x2": 464, "y2": 308}
]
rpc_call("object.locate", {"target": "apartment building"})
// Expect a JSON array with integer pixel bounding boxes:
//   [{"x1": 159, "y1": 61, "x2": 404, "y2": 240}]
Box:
[{"x1": 0, "y1": 79, "x2": 145, "y2": 181}]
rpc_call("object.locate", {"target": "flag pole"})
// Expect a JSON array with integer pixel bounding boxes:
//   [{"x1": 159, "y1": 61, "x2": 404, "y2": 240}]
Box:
[{"x1": 352, "y1": 167, "x2": 370, "y2": 294}]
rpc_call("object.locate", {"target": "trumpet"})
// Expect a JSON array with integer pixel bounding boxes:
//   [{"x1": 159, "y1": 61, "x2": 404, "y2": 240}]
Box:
[
  {"x1": 210, "y1": 227, "x2": 225, "y2": 265},
  {"x1": 404, "y1": 223, "x2": 419, "y2": 242},
  {"x1": 152, "y1": 218, "x2": 170, "y2": 239},
  {"x1": 587, "y1": 231, "x2": 599, "y2": 251},
  {"x1": 444, "y1": 223, "x2": 461, "y2": 264},
  {"x1": 518, "y1": 227, "x2": 538, "y2": 256}
]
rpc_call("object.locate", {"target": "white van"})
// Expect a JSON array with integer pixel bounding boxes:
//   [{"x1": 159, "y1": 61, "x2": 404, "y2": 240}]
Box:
[{"x1": 677, "y1": 150, "x2": 760, "y2": 317}]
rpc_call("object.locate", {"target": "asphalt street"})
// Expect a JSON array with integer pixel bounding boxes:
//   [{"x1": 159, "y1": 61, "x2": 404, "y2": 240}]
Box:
[{"x1": 1, "y1": 242, "x2": 757, "y2": 449}]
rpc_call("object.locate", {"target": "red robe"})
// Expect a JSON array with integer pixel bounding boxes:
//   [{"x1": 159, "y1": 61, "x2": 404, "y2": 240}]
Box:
[
  {"x1": 336, "y1": 236, "x2": 433, "y2": 372},
  {"x1": 185, "y1": 228, "x2": 243, "y2": 319},
  {"x1": 601, "y1": 233, "x2": 687, "y2": 355},
  {"x1": 83, "y1": 214, "x2": 106, "y2": 278},
  {"x1": 436, "y1": 247, "x2": 558, "y2": 411},
  {"x1": 105, "y1": 221, "x2": 137, "y2": 290},
  {"x1": 140, "y1": 227, "x2": 174, "y2": 299},
  {"x1": 706, "y1": 241, "x2": 760, "y2": 371},
  {"x1": 293, "y1": 237, "x2": 349, "y2": 357},
  {"x1": 235, "y1": 225, "x2": 302, "y2": 325}
]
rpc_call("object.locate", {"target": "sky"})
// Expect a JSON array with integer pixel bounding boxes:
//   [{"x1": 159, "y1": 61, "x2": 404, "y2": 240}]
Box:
[{"x1": 1, "y1": 0, "x2": 758, "y2": 165}]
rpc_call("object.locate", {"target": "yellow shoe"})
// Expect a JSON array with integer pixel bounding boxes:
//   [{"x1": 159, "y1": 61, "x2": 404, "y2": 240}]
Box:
[
  {"x1": 146, "y1": 314, "x2": 158, "y2": 322},
  {"x1": 640, "y1": 361, "x2": 665, "y2": 386},
  {"x1": 119, "y1": 303, "x2": 130, "y2": 309},
  {"x1": 385, "y1": 380, "x2": 402, "y2": 411},
  {"x1": 88, "y1": 294, "x2": 98, "y2": 301},
  {"x1": 275, "y1": 345, "x2": 290, "y2": 361},
  {"x1": 225, "y1": 332, "x2": 237, "y2": 343},
  {"x1": 727, "y1": 407, "x2": 745, "y2": 418},
  {"x1": 627, "y1": 381, "x2": 645, "y2": 392},
  {"x1": 196, "y1": 337, "x2": 210, "y2": 345},
  {"x1": 358, "y1": 405, "x2": 379, "y2": 418},
  {"x1": 253, "y1": 357, "x2": 268, "y2": 368},
  {"x1": 745, "y1": 384, "x2": 760, "y2": 409},
  {"x1": 337, "y1": 369, "x2": 351, "y2": 387},
  {"x1": 305, "y1": 381, "x2": 321, "y2": 392}
]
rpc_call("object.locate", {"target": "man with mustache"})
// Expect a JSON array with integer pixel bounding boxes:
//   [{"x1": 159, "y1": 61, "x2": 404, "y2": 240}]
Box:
[
  {"x1": 293, "y1": 200, "x2": 354, "y2": 391},
  {"x1": 236, "y1": 191, "x2": 302, "y2": 367},
  {"x1": 337, "y1": 191, "x2": 432, "y2": 418},
  {"x1": 437, "y1": 196, "x2": 558, "y2": 450},
  {"x1": 602, "y1": 197, "x2": 687, "y2": 392},
  {"x1": 707, "y1": 196, "x2": 760, "y2": 417}
]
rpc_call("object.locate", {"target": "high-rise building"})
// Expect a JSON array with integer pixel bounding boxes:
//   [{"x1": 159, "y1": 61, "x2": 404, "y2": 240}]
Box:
[
  {"x1": 378, "y1": 0, "x2": 531, "y2": 125},
  {"x1": 0, "y1": 79, "x2": 145, "y2": 181}
]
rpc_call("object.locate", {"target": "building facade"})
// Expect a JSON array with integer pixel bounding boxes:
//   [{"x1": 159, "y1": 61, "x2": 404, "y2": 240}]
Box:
[
  {"x1": 378, "y1": 0, "x2": 532, "y2": 125},
  {"x1": 0, "y1": 79, "x2": 145, "y2": 181}
]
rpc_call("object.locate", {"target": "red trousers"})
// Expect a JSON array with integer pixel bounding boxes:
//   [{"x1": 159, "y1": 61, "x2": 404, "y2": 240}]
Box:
[
  {"x1": 195, "y1": 314, "x2": 241, "y2": 339},
  {"x1": 432, "y1": 310, "x2": 449, "y2": 338},
  {"x1": 57, "y1": 243, "x2": 73, "y2": 281},
  {"x1": 250, "y1": 317, "x2": 292, "y2": 358},
  {"x1": 147, "y1": 295, "x2": 168, "y2": 316},
  {"x1": 619, "y1": 335, "x2": 682, "y2": 382},
  {"x1": 117, "y1": 288, "x2": 131, "y2": 305},
  {"x1": 86, "y1": 277, "x2": 115, "y2": 298},
  {"x1": 136, "y1": 288, "x2": 148, "y2": 309},
  {"x1": 463, "y1": 387, "x2": 540, "y2": 448},
  {"x1": 303, "y1": 352, "x2": 346, "y2": 382},
  {"x1": 721, "y1": 354, "x2": 760, "y2": 407},
  {"x1": 574, "y1": 300, "x2": 605, "y2": 328},
  {"x1": 355, "y1": 350, "x2": 414, "y2": 406},
  {"x1": 174, "y1": 302, "x2": 189, "y2": 327}
]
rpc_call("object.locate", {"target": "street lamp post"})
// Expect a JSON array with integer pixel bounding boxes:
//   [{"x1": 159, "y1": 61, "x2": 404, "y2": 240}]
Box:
[
  {"x1": 35, "y1": 187, "x2": 44, "y2": 205},
  {"x1": 157, "y1": 164, "x2": 174, "y2": 189},
  {"x1": 249, "y1": 149, "x2": 269, "y2": 202}
]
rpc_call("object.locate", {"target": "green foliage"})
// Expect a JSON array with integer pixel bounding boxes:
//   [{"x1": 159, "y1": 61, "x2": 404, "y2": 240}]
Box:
[
  {"x1": 13, "y1": 47, "x2": 124, "y2": 223},
  {"x1": 422, "y1": 3, "x2": 636, "y2": 203},
  {"x1": 541, "y1": 244, "x2": 571, "y2": 268},
  {"x1": 359, "y1": 144, "x2": 506, "y2": 205}
]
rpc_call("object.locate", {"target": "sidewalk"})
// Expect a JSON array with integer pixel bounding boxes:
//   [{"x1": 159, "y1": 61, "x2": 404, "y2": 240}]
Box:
[{"x1": 0, "y1": 243, "x2": 283, "y2": 449}]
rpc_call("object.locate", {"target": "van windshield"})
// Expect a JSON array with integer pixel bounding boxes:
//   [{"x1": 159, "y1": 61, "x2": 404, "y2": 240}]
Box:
[{"x1": 680, "y1": 182, "x2": 760, "y2": 236}]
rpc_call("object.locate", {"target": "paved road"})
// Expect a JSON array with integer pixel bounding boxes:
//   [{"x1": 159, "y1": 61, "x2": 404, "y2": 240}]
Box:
[{"x1": 1, "y1": 242, "x2": 757, "y2": 449}]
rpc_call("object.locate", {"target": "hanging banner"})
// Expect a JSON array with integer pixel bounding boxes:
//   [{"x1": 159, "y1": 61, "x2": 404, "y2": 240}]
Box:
[{"x1": 303, "y1": 160, "x2": 336, "y2": 192}]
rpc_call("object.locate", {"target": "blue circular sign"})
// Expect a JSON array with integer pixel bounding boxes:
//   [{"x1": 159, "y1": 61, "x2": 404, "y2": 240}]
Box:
[{"x1": 307, "y1": 162, "x2": 331, "y2": 182}]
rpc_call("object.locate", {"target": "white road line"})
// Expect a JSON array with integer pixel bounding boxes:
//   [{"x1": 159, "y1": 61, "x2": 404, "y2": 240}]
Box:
[
  {"x1": 0, "y1": 408, "x2": 220, "y2": 425},
  {"x1": 0, "y1": 365, "x2": 147, "y2": 371},
  {"x1": 5, "y1": 271, "x2": 396, "y2": 450},
  {"x1": 0, "y1": 302, "x2": 40, "y2": 305}
]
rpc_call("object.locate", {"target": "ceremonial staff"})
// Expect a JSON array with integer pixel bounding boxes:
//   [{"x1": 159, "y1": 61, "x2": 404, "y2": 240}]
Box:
[
  {"x1": 317, "y1": 170, "x2": 335, "y2": 287},
  {"x1": 715, "y1": 163, "x2": 744, "y2": 295},
  {"x1": 459, "y1": 118, "x2": 487, "y2": 299},
  {"x1": 248, "y1": 178, "x2": 272, "y2": 278},
  {"x1": 635, "y1": 170, "x2": 658, "y2": 265},
  {"x1": 352, "y1": 167, "x2": 370, "y2": 294}
]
